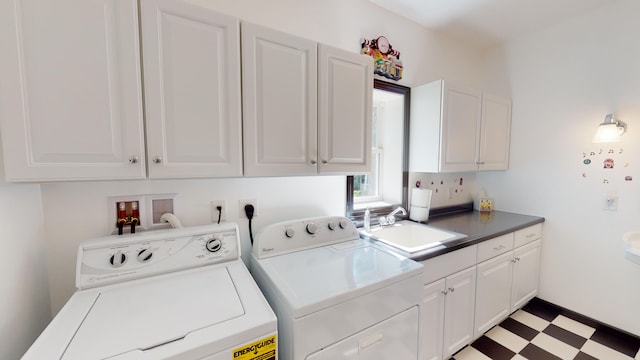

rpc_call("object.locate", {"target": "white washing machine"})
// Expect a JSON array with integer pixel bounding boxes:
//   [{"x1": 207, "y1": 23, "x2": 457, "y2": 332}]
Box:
[
  {"x1": 250, "y1": 216, "x2": 423, "y2": 360},
  {"x1": 22, "y1": 223, "x2": 277, "y2": 360}
]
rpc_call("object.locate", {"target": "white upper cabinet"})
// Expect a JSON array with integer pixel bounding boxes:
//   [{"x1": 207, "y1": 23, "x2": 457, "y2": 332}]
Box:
[
  {"x1": 141, "y1": 0, "x2": 242, "y2": 178},
  {"x1": 242, "y1": 23, "x2": 318, "y2": 177},
  {"x1": 410, "y1": 80, "x2": 511, "y2": 173},
  {"x1": 478, "y1": 94, "x2": 512, "y2": 171},
  {"x1": 0, "y1": 0, "x2": 146, "y2": 181},
  {"x1": 318, "y1": 44, "x2": 372, "y2": 174},
  {"x1": 242, "y1": 23, "x2": 372, "y2": 176}
]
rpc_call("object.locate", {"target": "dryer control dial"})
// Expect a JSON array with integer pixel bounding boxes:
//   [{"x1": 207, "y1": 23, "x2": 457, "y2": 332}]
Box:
[
  {"x1": 137, "y1": 248, "x2": 153, "y2": 263},
  {"x1": 327, "y1": 221, "x2": 337, "y2": 230},
  {"x1": 109, "y1": 251, "x2": 127, "y2": 268},
  {"x1": 205, "y1": 237, "x2": 223, "y2": 252},
  {"x1": 339, "y1": 219, "x2": 349, "y2": 229},
  {"x1": 285, "y1": 228, "x2": 295, "y2": 238},
  {"x1": 306, "y1": 223, "x2": 318, "y2": 235}
]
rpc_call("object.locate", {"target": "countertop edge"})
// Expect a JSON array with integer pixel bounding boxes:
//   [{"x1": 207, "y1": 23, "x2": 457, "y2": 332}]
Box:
[{"x1": 366, "y1": 211, "x2": 546, "y2": 262}]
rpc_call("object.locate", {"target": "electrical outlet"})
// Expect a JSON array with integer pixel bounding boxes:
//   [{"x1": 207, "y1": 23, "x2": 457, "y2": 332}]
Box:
[
  {"x1": 603, "y1": 191, "x2": 618, "y2": 211},
  {"x1": 211, "y1": 200, "x2": 227, "y2": 223},
  {"x1": 239, "y1": 199, "x2": 258, "y2": 218}
]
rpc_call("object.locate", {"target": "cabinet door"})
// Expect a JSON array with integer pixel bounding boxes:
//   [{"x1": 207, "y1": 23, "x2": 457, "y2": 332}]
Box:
[
  {"x1": 511, "y1": 240, "x2": 541, "y2": 311},
  {"x1": 242, "y1": 23, "x2": 317, "y2": 176},
  {"x1": 421, "y1": 280, "x2": 445, "y2": 360},
  {"x1": 318, "y1": 44, "x2": 372, "y2": 174},
  {"x1": 440, "y1": 83, "x2": 481, "y2": 172},
  {"x1": 442, "y1": 266, "x2": 476, "y2": 359},
  {"x1": 474, "y1": 251, "x2": 513, "y2": 338},
  {"x1": 478, "y1": 94, "x2": 511, "y2": 171},
  {"x1": 141, "y1": 0, "x2": 242, "y2": 178},
  {"x1": 0, "y1": 0, "x2": 145, "y2": 181}
]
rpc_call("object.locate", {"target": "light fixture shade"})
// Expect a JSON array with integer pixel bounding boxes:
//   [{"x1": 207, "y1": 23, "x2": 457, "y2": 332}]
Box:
[{"x1": 593, "y1": 114, "x2": 626, "y2": 143}]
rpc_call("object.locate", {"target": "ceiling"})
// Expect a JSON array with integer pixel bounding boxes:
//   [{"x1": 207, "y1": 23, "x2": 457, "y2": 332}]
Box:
[{"x1": 368, "y1": 0, "x2": 621, "y2": 48}]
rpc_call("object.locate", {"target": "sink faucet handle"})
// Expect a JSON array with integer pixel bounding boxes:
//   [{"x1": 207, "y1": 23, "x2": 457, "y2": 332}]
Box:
[
  {"x1": 378, "y1": 216, "x2": 388, "y2": 226},
  {"x1": 386, "y1": 215, "x2": 396, "y2": 225}
]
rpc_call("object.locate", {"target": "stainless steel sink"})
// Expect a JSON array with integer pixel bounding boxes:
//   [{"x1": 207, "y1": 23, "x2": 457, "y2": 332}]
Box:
[{"x1": 361, "y1": 220, "x2": 467, "y2": 253}]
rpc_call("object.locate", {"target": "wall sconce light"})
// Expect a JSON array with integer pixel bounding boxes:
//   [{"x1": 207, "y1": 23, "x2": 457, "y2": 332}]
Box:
[{"x1": 593, "y1": 114, "x2": 626, "y2": 143}]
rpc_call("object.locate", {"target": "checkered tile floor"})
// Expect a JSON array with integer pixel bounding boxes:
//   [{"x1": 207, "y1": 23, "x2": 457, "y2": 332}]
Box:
[{"x1": 452, "y1": 298, "x2": 640, "y2": 360}]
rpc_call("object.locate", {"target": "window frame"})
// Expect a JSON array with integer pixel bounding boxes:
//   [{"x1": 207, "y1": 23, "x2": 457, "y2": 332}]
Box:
[{"x1": 346, "y1": 79, "x2": 410, "y2": 222}]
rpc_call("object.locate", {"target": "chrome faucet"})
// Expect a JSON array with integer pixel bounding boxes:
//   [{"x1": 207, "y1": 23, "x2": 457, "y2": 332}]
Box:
[{"x1": 384, "y1": 206, "x2": 407, "y2": 225}]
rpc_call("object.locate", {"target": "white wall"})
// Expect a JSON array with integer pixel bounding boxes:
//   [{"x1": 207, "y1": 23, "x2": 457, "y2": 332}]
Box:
[
  {"x1": 478, "y1": 0, "x2": 640, "y2": 336},
  {"x1": 0, "y1": 184, "x2": 50, "y2": 359},
  {"x1": 37, "y1": 0, "x2": 483, "y2": 316}
]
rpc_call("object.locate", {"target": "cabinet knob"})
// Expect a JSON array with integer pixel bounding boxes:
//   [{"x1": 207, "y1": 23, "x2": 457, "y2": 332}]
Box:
[
  {"x1": 441, "y1": 290, "x2": 448, "y2": 295},
  {"x1": 153, "y1": 156, "x2": 162, "y2": 164},
  {"x1": 310, "y1": 160, "x2": 317, "y2": 165},
  {"x1": 128, "y1": 156, "x2": 138, "y2": 164},
  {"x1": 321, "y1": 160, "x2": 328, "y2": 164},
  {"x1": 448, "y1": 287, "x2": 455, "y2": 293}
]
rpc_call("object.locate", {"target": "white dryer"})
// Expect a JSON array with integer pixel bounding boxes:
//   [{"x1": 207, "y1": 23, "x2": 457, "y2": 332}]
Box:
[
  {"x1": 22, "y1": 223, "x2": 277, "y2": 360},
  {"x1": 250, "y1": 216, "x2": 423, "y2": 360}
]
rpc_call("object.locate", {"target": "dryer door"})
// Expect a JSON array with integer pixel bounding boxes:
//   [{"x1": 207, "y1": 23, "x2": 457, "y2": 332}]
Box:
[{"x1": 305, "y1": 306, "x2": 419, "y2": 360}]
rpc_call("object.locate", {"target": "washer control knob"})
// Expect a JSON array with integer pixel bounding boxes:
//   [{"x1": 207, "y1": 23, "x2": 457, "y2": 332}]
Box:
[
  {"x1": 285, "y1": 228, "x2": 295, "y2": 238},
  {"x1": 327, "y1": 221, "x2": 337, "y2": 230},
  {"x1": 137, "y1": 248, "x2": 153, "y2": 263},
  {"x1": 205, "y1": 237, "x2": 222, "y2": 252},
  {"x1": 306, "y1": 223, "x2": 318, "y2": 235},
  {"x1": 339, "y1": 219, "x2": 349, "y2": 229},
  {"x1": 109, "y1": 251, "x2": 127, "y2": 268}
]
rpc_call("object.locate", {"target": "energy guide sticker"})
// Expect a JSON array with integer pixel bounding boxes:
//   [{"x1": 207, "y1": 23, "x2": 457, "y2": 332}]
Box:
[{"x1": 232, "y1": 335, "x2": 276, "y2": 360}]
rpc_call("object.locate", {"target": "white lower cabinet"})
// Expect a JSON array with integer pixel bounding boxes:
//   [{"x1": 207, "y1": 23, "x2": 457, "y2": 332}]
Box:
[
  {"x1": 442, "y1": 267, "x2": 477, "y2": 358},
  {"x1": 474, "y1": 251, "x2": 514, "y2": 338},
  {"x1": 511, "y1": 240, "x2": 542, "y2": 310},
  {"x1": 474, "y1": 225, "x2": 542, "y2": 339},
  {"x1": 420, "y1": 224, "x2": 542, "y2": 360},
  {"x1": 421, "y1": 280, "x2": 445, "y2": 360},
  {"x1": 420, "y1": 246, "x2": 477, "y2": 360}
]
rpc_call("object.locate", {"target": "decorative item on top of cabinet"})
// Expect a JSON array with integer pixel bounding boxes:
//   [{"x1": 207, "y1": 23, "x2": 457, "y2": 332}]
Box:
[
  {"x1": 360, "y1": 36, "x2": 403, "y2": 80},
  {"x1": 243, "y1": 22, "x2": 373, "y2": 177},
  {"x1": 409, "y1": 80, "x2": 511, "y2": 173},
  {"x1": 0, "y1": 0, "x2": 146, "y2": 181}
]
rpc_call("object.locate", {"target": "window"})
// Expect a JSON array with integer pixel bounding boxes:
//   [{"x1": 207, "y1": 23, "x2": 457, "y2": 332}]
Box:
[{"x1": 347, "y1": 80, "x2": 410, "y2": 221}]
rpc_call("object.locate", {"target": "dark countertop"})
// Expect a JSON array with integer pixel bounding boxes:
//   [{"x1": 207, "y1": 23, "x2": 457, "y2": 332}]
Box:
[{"x1": 365, "y1": 210, "x2": 545, "y2": 262}]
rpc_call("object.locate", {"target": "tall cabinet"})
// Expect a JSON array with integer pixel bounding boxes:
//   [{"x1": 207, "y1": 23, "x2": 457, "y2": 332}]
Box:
[
  {"x1": 0, "y1": 0, "x2": 146, "y2": 181},
  {"x1": 242, "y1": 23, "x2": 372, "y2": 177},
  {"x1": 409, "y1": 80, "x2": 511, "y2": 173}
]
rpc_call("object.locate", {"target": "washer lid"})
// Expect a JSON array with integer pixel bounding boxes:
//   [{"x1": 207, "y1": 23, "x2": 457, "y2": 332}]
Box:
[
  {"x1": 257, "y1": 240, "x2": 422, "y2": 318},
  {"x1": 62, "y1": 266, "x2": 244, "y2": 359}
]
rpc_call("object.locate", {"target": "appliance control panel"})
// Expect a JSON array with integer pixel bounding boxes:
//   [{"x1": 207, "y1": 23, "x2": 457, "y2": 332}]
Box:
[
  {"x1": 76, "y1": 223, "x2": 240, "y2": 289},
  {"x1": 253, "y1": 216, "x2": 359, "y2": 259}
]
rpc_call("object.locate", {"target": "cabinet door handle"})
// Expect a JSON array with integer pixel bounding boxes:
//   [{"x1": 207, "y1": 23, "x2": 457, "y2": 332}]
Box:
[
  {"x1": 153, "y1": 156, "x2": 162, "y2": 164},
  {"x1": 321, "y1": 160, "x2": 328, "y2": 164},
  {"x1": 448, "y1": 287, "x2": 455, "y2": 293},
  {"x1": 310, "y1": 160, "x2": 317, "y2": 165},
  {"x1": 494, "y1": 245, "x2": 505, "y2": 251},
  {"x1": 128, "y1": 156, "x2": 138, "y2": 164},
  {"x1": 441, "y1": 290, "x2": 448, "y2": 295}
]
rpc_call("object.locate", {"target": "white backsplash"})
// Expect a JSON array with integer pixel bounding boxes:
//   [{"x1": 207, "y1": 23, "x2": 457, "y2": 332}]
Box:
[{"x1": 408, "y1": 172, "x2": 476, "y2": 209}]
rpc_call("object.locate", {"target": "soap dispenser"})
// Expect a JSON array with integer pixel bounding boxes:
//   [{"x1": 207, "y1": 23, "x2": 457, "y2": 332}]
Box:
[{"x1": 364, "y1": 208, "x2": 371, "y2": 231}]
